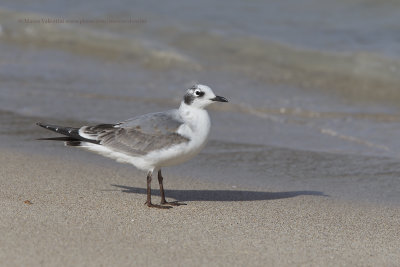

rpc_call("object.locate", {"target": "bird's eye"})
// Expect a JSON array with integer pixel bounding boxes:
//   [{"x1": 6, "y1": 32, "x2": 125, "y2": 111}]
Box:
[{"x1": 194, "y1": 90, "x2": 204, "y2": 96}]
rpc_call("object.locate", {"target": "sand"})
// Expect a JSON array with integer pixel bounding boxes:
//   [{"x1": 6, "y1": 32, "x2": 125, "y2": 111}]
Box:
[{"x1": 1, "y1": 148, "x2": 400, "y2": 267}]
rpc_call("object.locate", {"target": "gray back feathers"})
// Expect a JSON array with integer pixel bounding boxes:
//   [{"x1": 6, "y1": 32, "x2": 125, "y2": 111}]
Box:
[{"x1": 80, "y1": 110, "x2": 190, "y2": 156}]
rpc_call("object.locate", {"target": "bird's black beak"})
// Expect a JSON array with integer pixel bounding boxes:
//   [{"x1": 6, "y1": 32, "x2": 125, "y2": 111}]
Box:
[{"x1": 211, "y1": 95, "x2": 228, "y2": 102}]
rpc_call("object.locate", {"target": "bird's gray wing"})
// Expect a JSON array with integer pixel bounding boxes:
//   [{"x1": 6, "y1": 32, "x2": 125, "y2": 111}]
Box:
[
  {"x1": 80, "y1": 110, "x2": 189, "y2": 156},
  {"x1": 116, "y1": 110, "x2": 184, "y2": 135}
]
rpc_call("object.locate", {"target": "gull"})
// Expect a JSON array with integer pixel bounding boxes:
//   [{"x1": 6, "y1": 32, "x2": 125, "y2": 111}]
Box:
[{"x1": 37, "y1": 84, "x2": 228, "y2": 208}]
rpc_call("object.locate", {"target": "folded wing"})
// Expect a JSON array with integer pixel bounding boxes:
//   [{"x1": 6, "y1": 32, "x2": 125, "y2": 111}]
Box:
[{"x1": 80, "y1": 110, "x2": 190, "y2": 156}]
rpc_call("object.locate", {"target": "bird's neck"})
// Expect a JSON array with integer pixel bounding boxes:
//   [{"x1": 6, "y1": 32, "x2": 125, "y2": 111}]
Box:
[{"x1": 178, "y1": 101, "x2": 210, "y2": 131}]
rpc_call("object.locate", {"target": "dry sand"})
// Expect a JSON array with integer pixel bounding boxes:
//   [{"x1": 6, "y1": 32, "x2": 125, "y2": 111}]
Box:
[{"x1": 1, "y1": 149, "x2": 400, "y2": 267}]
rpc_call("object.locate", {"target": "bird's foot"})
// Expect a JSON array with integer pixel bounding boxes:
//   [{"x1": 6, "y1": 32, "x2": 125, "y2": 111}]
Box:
[
  {"x1": 161, "y1": 200, "x2": 187, "y2": 206},
  {"x1": 144, "y1": 201, "x2": 172, "y2": 209}
]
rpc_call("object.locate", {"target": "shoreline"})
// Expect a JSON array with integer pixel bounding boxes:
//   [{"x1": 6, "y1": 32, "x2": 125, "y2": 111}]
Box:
[{"x1": 1, "y1": 148, "x2": 400, "y2": 266}]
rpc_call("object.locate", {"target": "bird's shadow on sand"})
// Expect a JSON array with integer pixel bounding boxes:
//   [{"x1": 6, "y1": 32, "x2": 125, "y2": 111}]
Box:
[{"x1": 111, "y1": 184, "x2": 327, "y2": 202}]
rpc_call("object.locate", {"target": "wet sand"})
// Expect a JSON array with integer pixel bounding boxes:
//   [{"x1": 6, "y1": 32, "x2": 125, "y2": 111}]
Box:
[{"x1": 1, "y1": 148, "x2": 399, "y2": 267}]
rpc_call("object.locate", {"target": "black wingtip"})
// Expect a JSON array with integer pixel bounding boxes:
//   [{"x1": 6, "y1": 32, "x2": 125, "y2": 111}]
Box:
[
  {"x1": 36, "y1": 123, "x2": 101, "y2": 145},
  {"x1": 37, "y1": 137, "x2": 77, "y2": 141}
]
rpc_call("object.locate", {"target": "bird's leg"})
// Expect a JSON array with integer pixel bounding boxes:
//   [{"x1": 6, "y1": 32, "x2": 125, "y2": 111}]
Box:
[
  {"x1": 158, "y1": 169, "x2": 186, "y2": 206},
  {"x1": 158, "y1": 169, "x2": 166, "y2": 204},
  {"x1": 145, "y1": 171, "x2": 171, "y2": 209}
]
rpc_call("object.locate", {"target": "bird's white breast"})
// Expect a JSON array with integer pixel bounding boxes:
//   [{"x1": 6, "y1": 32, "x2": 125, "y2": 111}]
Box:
[
  {"x1": 144, "y1": 103, "x2": 211, "y2": 168},
  {"x1": 178, "y1": 104, "x2": 211, "y2": 152}
]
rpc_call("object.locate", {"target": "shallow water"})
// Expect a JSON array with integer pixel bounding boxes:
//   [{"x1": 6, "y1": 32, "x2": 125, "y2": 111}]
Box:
[
  {"x1": 2, "y1": 110, "x2": 400, "y2": 206},
  {"x1": 1, "y1": 1, "x2": 400, "y2": 204}
]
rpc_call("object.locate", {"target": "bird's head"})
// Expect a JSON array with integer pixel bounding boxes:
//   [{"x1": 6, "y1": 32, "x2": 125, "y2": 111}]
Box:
[{"x1": 183, "y1": 84, "x2": 228, "y2": 109}]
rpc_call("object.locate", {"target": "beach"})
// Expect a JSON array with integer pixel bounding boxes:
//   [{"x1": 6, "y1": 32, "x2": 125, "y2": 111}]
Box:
[
  {"x1": 2, "y1": 0, "x2": 400, "y2": 265},
  {"x1": 2, "y1": 148, "x2": 400, "y2": 266},
  {"x1": 1, "y1": 142, "x2": 400, "y2": 266}
]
